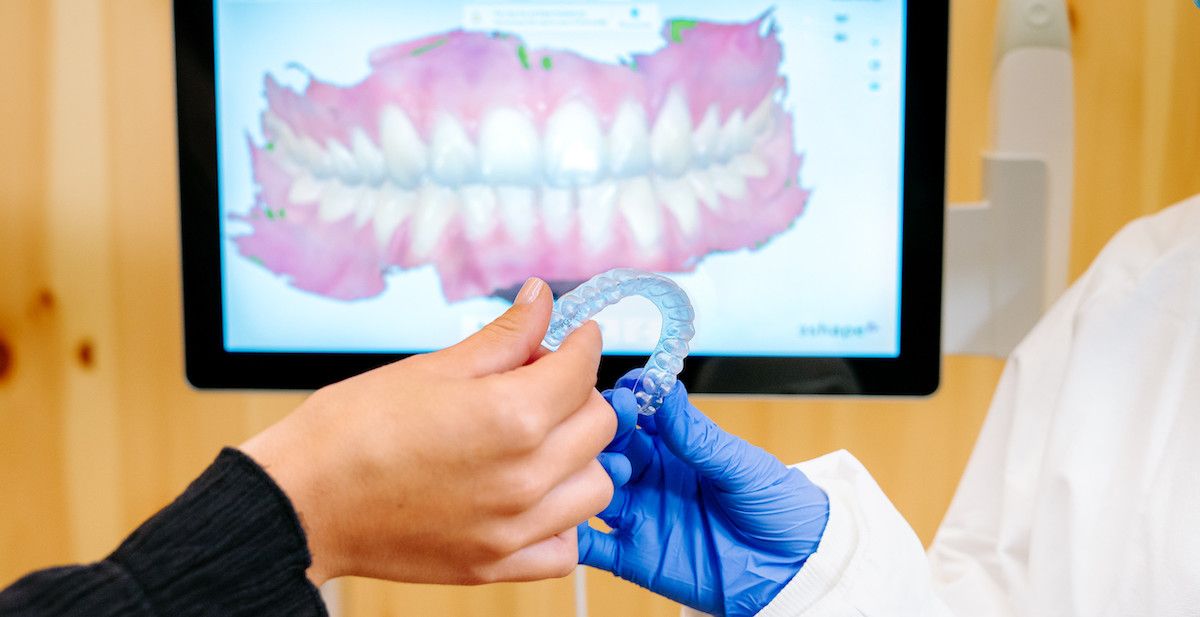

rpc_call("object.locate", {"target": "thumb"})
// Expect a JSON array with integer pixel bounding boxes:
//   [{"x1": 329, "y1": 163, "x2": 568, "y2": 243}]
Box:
[
  {"x1": 430, "y1": 278, "x2": 552, "y2": 377},
  {"x1": 655, "y1": 382, "x2": 790, "y2": 493},
  {"x1": 577, "y1": 523, "x2": 619, "y2": 573}
]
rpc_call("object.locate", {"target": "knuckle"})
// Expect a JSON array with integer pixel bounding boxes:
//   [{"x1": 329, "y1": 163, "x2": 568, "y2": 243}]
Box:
[
  {"x1": 483, "y1": 382, "x2": 544, "y2": 451},
  {"x1": 484, "y1": 314, "x2": 522, "y2": 342},
  {"x1": 505, "y1": 410, "x2": 546, "y2": 453},
  {"x1": 477, "y1": 527, "x2": 522, "y2": 560},
  {"x1": 502, "y1": 466, "x2": 547, "y2": 511},
  {"x1": 463, "y1": 563, "x2": 497, "y2": 585}
]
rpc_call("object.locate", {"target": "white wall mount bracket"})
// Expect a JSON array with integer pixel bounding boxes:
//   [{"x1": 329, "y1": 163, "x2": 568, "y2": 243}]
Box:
[
  {"x1": 943, "y1": 0, "x2": 1073, "y2": 358},
  {"x1": 944, "y1": 157, "x2": 1048, "y2": 356}
]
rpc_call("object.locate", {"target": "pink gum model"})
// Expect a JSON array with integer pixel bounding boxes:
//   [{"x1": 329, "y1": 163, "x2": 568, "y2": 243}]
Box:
[{"x1": 236, "y1": 14, "x2": 811, "y2": 302}]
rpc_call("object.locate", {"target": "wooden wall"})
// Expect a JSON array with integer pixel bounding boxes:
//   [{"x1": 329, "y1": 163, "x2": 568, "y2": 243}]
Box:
[{"x1": 1, "y1": 1, "x2": 1198, "y2": 615}]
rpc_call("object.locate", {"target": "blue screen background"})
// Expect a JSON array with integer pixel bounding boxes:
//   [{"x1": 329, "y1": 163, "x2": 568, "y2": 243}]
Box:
[{"x1": 214, "y1": 0, "x2": 907, "y2": 357}]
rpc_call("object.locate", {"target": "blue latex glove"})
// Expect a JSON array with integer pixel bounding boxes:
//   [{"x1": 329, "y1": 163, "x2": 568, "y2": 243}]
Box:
[{"x1": 579, "y1": 371, "x2": 830, "y2": 617}]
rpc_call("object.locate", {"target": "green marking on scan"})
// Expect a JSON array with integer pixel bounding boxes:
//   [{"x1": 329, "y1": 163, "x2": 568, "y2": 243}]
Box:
[
  {"x1": 541, "y1": 56, "x2": 553, "y2": 70},
  {"x1": 249, "y1": 256, "x2": 265, "y2": 267},
  {"x1": 517, "y1": 45, "x2": 531, "y2": 69},
  {"x1": 411, "y1": 38, "x2": 447, "y2": 57},
  {"x1": 265, "y1": 209, "x2": 275, "y2": 220},
  {"x1": 265, "y1": 142, "x2": 275, "y2": 151},
  {"x1": 670, "y1": 19, "x2": 698, "y2": 43},
  {"x1": 277, "y1": 208, "x2": 286, "y2": 219}
]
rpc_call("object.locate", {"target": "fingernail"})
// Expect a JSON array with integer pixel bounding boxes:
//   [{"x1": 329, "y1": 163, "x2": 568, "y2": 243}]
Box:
[{"x1": 517, "y1": 278, "x2": 544, "y2": 304}]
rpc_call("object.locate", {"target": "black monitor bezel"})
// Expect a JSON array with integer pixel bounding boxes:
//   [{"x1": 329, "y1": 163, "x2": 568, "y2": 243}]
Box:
[{"x1": 174, "y1": 0, "x2": 946, "y2": 395}]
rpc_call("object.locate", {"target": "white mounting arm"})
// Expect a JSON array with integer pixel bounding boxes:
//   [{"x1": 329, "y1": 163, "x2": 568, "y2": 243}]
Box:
[{"x1": 944, "y1": 0, "x2": 1074, "y2": 357}]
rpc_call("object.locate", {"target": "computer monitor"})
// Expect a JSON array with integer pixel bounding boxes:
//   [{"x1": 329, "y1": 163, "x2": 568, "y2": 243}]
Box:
[{"x1": 174, "y1": 0, "x2": 947, "y2": 394}]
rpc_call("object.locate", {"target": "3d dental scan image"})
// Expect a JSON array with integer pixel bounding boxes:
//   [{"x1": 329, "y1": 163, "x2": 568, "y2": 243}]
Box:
[
  {"x1": 213, "y1": 1, "x2": 912, "y2": 362},
  {"x1": 240, "y1": 15, "x2": 806, "y2": 304}
]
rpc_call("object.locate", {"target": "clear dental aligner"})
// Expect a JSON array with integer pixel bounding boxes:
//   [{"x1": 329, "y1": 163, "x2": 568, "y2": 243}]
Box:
[
  {"x1": 237, "y1": 13, "x2": 811, "y2": 302},
  {"x1": 542, "y1": 269, "x2": 694, "y2": 415}
]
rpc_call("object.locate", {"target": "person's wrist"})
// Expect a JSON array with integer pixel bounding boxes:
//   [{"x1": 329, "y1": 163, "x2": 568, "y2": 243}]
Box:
[
  {"x1": 749, "y1": 480, "x2": 830, "y2": 614},
  {"x1": 240, "y1": 397, "x2": 345, "y2": 586}
]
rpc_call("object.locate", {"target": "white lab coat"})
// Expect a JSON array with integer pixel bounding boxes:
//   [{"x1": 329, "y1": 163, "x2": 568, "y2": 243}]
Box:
[{"x1": 687, "y1": 195, "x2": 1200, "y2": 616}]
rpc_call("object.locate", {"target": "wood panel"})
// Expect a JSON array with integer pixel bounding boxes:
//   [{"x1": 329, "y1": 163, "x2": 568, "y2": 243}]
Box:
[
  {"x1": 946, "y1": 0, "x2": 998, "y2": 205},
  {"x1": 1069, "y1": 0, "x2": 1200, "y2": 277},
  {"x1": 1, "y1": 1, "x2": 1198, "y2": 615},
  {"x1": 0, "y1": 0, "x2": 70, "y2": 583}
]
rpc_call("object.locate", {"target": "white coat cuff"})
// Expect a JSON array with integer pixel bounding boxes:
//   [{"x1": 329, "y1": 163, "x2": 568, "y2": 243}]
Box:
[{"x1": 754, "y1": 452, "x2": 861, "y2": 616}]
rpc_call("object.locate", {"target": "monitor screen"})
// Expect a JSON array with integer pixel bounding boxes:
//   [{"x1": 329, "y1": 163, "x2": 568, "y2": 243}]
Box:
[{"x1": 175, "y1": 0, "x2": 946, "y2": 393}]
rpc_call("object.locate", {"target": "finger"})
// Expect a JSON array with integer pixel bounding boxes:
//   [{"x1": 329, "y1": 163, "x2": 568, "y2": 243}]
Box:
[
  {"x1": 430, "y1": 278, "x2": 552, "y2": 377},
  {"x1": 480, "y1": 529, "x2": 578, "y2": 582},
  {"x1": 606, "y1": 381, "x2": 663, "y2": 434},
  {"x1": 622, "y1": 429, "x2": 657, "y2": 482},
  {"x1": 505, "y1": 320, "x2": 603, "y2": 425},
  {"x1": 602, "y1": 387, "x2": 639, "y2": 452},
  {"x1": 596, "y1": 486, "x2": 632, "y2": 529},
  {"x1": 533, "y1": 390, "x2": 617, "y2": 485},
  {"x1": 597, "y1": 452, "x2": 632, "y2": 489},
  {"x1": 638, "y1": 407, "x2": 659, "y2": 435},
  {"x1": 509, "y1": 460, "x2": 613, "y2": 550},
  {"x1": 613, "y1": 368, "x2": 642, "y2": 391},
  {"x1": 526, "y1": 344, "x2": 551, "y2": 365},
  {"x1": 601, "y1": 388, "x2": 656, "y2": 481},
  {"x1": 577, "y1": 523, "x2": 619, "y2": 572},
  {"x1": 654, "y1": 381, "x2": 790, "y2": 493}
]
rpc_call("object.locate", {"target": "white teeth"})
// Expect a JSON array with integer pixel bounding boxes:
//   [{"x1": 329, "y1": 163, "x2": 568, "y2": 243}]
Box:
[
  {"x1": 318, "y1": 183, "x2": 357, "y2": 222},
  {"x1": 264, "y1": 113, "x2": 297, "y2": 156},
  {"x1": 577, "y1": 180, "x2": 619, "y2": 251},
  {"x1": 284, "y1": 88, "x2": 777, "y2": 248},
  {"x1": 617, "y1": 177, "x2": 661, "y2": 248},
  {"x1": 263, "y1": 113, "x2": 286, "y2": 140},
  {"x1": 373, "y1": 189, "x2": 414, "y2": 249},
  {"x1": 650, "y1": 89, "x2": 693, "y2": 178},
  {"x1": 541, "y1": 187, "x2": 574, "y2": 241},
  {"x1": 691, "y1": 105, "x2": 721, "y2": 166},
  {"x1": 654, "y1": 176, "x2": 700, "y2": 236},
  {"x1": 428, "y1": 114, "x2": 478, "y2": 187},
  {"x1": 479, "y1": 108, "x2": 541, "y2": 184},
  {"x1": 731, "y1": 153, "x2": 769, "y2": 179},
  {"x1": 717, "y1": 110, "x2": 750, "y2": 162},
  {"x1": 544, "y1": 101, "x2": 606, "y2": 187},
  {"x1": 288, "y1": 175, "x2": 322, "y2": 204},
  {"x1": 746, "y1": 94, "x2": 776, "y2": 138},
  {"x1": 686, "y1": 169, "x2": 721, "y2": 211},
  {"x1": 607, "y1": 100, "x2": 651, "y2": 178},
  {"x1": 298, "y1": 136, "x2": 333, "y2": 178},
  {"x1": 496, "y1": 187, "x2": 536, "y2": 245},
  {"x1": 459, "y1": 185, "x2": 498, "y2": 240},
  {"x1": 379, "y1": 106, "x2": 427, "y2": 188},
  {"x1": 327, "y1": 139, "x2": 362, "y2": 185},
  {"x1": 350, "y1": 129, "x2": 387, "y2": 186},
  {"x1": 354, "y1": 188, "x2": 379, "y2": 228},
  {"x1": 709, "y1": 165, "x2": 748, "y2": 200},
  {"x1": 409, "y1": 185, "x2": 458, "y2": 259}
]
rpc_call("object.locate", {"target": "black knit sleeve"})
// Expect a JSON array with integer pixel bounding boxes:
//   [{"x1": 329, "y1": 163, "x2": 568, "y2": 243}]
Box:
[{"x1": 0, "y1": 448, "x2": 328, "y2": 617}]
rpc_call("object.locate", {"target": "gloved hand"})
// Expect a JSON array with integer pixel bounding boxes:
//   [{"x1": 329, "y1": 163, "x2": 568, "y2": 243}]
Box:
[{"x1": 578, "y1": 371, "x2": 830, "y2": 617}]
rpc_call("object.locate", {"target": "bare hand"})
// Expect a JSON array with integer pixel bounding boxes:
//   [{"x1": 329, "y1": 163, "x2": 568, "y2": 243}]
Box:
[{"x1": 240, "y1": 278, "x2": 616, "y2": 586}]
